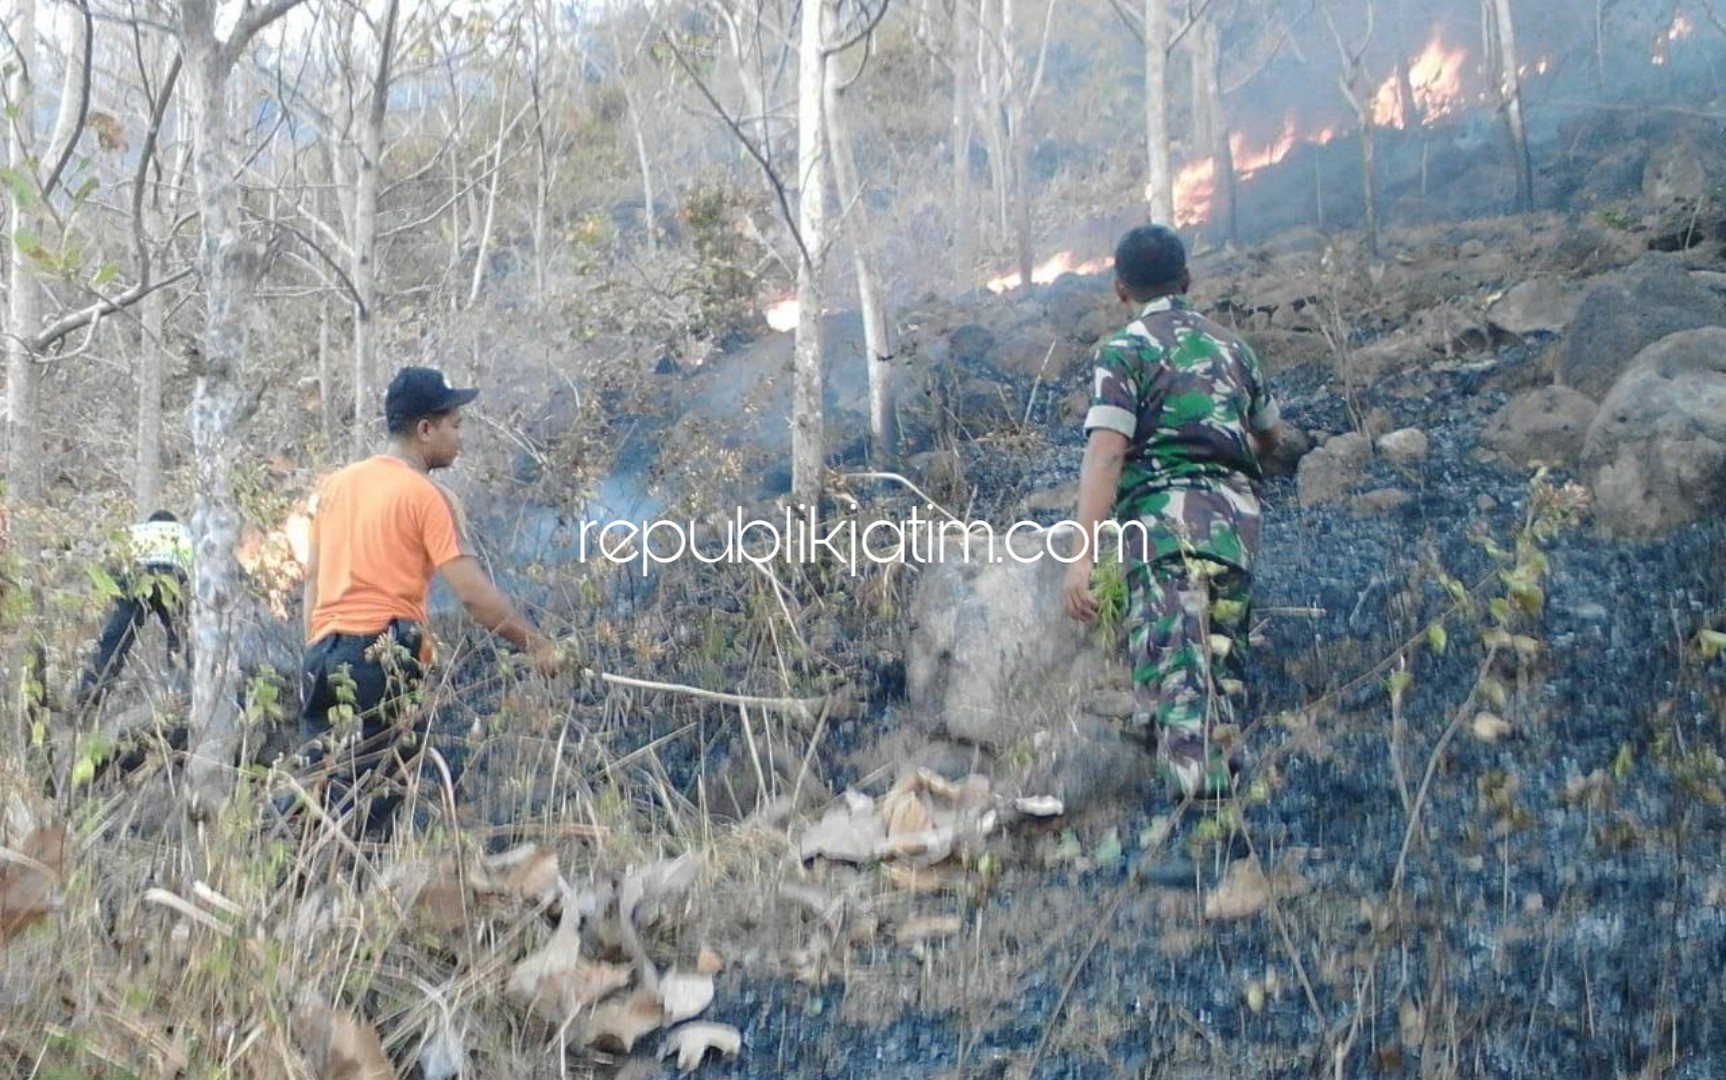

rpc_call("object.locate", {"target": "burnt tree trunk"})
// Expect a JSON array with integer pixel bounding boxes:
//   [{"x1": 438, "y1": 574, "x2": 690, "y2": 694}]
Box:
[{"x1": 1489, "y1": 0, "x2": 1535, "y2": 212}]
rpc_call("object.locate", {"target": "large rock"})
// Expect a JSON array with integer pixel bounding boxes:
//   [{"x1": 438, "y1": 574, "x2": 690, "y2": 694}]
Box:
[
  {"x1": 1296, "y1": 432, "x2": 1373, "y2": 507},
  {"x1": 1487, "y1": 277, "x2": 1584, "y2": 337},
  {"x1": 905, "y1": 525, "x2": 1119, "y2": 749},
  {"x1": 1580, "y1": 328, "x2": 1726, "y2": 537},
  {"x1": 1553, "y1": 255, "x2": 1726, "y2": 401},
  {"x1": 1479, "y1": 386, "x2": 1599, "y2": 467}
]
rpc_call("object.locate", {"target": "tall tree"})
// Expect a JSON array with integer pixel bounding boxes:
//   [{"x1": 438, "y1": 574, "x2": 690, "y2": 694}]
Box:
[
  {"x1": 1485, "y1": 0, "x2": 1533, "y2": 212},
  {"x1": 5, "y1": 0, "x2": 42, "y2": 503},
  {"x1": 1324, "y1": 0, "x2": 1379, "y2": 256},
  {"x1": 792, "y1": 0, "x2": 829, "y2": 510},
  {"x1": 949, "y1": 0, "x2": 975, "y2": 277},
  {"x1": 352, "y1": 0, "x2": 403, "y2": 454},
  {"x1": 824, "y1": 17, "x2": 893, "y2": 458},
  {"x1": 178, "y1": 0, "x2": 308, "y2": 813},
  {"x1": 1143, "y1": 0, "x2": 1172, "y2": 222}
]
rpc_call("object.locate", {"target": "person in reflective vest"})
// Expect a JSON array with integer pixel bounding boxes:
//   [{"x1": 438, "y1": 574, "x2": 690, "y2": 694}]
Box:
[{"x1": 77, "y1": 510, "x2": 193, "y2": 710}]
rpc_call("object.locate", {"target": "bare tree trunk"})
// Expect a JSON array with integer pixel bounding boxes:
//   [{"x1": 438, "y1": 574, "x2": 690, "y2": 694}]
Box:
[
  {"x1": 1594, "y1": 0, "x2": 1607, "y2": 87},
  {"x1": 317, "y1": 297, "x2": 332, "y2": 456},
  {"x1": 466, "y1": 70, "x2": 514, "y2": 310},
  {"x1": 950, "y1": 0, "x2": 976, "y2": 277},
  {"x1": 1144, "y1": 0, "x2": 1173, "y2": 222},
  {"x1": 1012, "y1": 131, "x2": 1033, "y2": 292},
  {"x1": 1189, "y1": 35, "x2": 1212, "y2": 154},
  {"x1": 1358, "y1": 116, "x2": 1379, "y2": 255},
  {"x1": 6, "y1": 0, "x2": 40, "y2": 503},
  {"x1": 135, "y1": 288, "x2": 165, "y2": 513},
  {"x1": 1490, "y1": 0, "x2": 1535, "y2": 212},
  {"x1": 792, "y1": 0, "x2": 829, "y2": 512},
  {"x1": 824, "y1": 60, "x2": 893, "y2": 458},
  {"x1": 179, "y1": 0, "x2": 304, "y2": 814},
  {"x1": 352, "y1": 0, "x2": 401, "y2": 457},
  {"x1": 1197, "y1": 19, "x2": 1235, "y2": 244},
  {"x1": 624, "y1": 83, "x2": 657, "y2": 254}
]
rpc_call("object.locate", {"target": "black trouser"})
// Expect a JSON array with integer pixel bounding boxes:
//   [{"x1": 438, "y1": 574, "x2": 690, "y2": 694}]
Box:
[
  {"x1": 297, "y1": 619, "x2": 427, "y2": 841},
  {"x1": 79, "y1": 566, "x2": 188, "y2": 707}
]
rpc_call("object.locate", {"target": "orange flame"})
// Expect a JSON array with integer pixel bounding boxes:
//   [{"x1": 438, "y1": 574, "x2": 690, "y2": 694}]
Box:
[
  {"x1": 237, "y1": 504, "x2": 313, "y2": 617},
  {"x1": 1372, "y1": 32, "x2": 1470, "y2": 129},
  {"x1": 985, "y1": 250, "x2": 1111, "y2": 294},
  {"x1": 1173, "y1": 115, "x2": 1304, "y2": 226},
  {"x1": 765, "y1": 298, "x2": 799, "y2": 333}
]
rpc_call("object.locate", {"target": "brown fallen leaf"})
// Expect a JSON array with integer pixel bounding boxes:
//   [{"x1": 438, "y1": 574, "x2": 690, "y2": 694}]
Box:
[
  {"x1": 407, "y1": 875, "x2": 468, "y2": 933},
  {"x1": 658, "y1": 970, "x2": 715, "y2": 1024},
  {"x1": 796, "y1": 794, "x2": 883, "y2": 864},
  {"x1": 660, "y1": 1022, "x2": 742, "y2": 1073},
  {"x1": 292, "y1": 997, "x2": 399, "y2": 1080},
  {"x1": 0, "y1": 825, "x2": 68, "y2": 944},
  {"x1": 879, "y1": 784, "x2": 934, "y2": 839},
  {"x1": 506, "y1": 900, "x2": 632, "y2": 1026},
  {"x1": 1203, "y1": 857, "x2": 1310, "y2": 921},
  {"x1": 895, "y1": 914, "x2": 962, "y2": 944},
  {"x1": 882, "y1": 862, "x2": 965, "y2": 893},
  {"x1": 621, "y1": 853, "x2": 699, "y2": 932},
  {"x1": 581, "y1": 986, "x2": 664, "y2": 1052},
  {"x1": 479, "y1": 844, "x2": 560, "y2": 907}
]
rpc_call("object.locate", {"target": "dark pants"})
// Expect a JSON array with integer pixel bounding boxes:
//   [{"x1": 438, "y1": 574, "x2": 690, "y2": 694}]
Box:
[
  {"x1": 297, "y1": 620, "x2": 427, "y2": 841},
  {"x1": 79, "y1": 567, "x2": 187, "y2": 708}
]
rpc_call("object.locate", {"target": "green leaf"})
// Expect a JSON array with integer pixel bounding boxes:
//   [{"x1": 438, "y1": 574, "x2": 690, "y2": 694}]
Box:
[
  {"x1": 1425, "y1": 621, "x2": 1448, "y2": 654},
  {"x1": 0, "y1": 164, "x2": 35, "y2": 206},
  {"x1": 1092, "y1": 828, "x2": 1123, "y2": 867},
  {"x1": 86, "y1": 563, "x2": 122, "y2": 600},
  {"x1": 1697, "y1": 629, "x2": 1726, "y2": 661},
  {"x1": 1612, "y1": 743, "x2": 1635, "y2": 780},
  {"x1": 92, "y1": 261, "x2": 119, "y2": 286},
  {"x1": 1387, "y1": 670, "x2": 1413, "y2": 706},
  {"x1": 1488, "y1": 597, "x2": 1511, "y2": 625}
]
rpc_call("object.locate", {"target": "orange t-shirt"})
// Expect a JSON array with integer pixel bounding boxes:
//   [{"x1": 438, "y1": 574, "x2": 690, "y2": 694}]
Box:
[{"x1": 305, "y1": 456, "x2": 475, "y2": 651}]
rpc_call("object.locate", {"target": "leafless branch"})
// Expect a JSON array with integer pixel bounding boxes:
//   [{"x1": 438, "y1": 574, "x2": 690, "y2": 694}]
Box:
[
  {"x1": 222, "y1": 0, "x2": 312, "y2": 68},
  {"x1": 25, "y1": 267, "x2": 195, "y2": 353},
  {"x1": 824, "y1": 0, "x2": 891, "y2": 57},
  {"x1": 662, "y1": 30, "x2": 811, "y2": 270},
  {"x1": 41, "y1": 0, "x2": 94, "y2": 200}
]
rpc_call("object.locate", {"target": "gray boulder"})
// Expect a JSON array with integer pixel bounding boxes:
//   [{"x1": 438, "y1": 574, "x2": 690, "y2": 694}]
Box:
[
  {"x1": 1480, "y1": 386, "x2": 1599, "y2": 468},
  {"x1": 1486, "y1": 277, "x2": 1584, "y2": 337},
  {"x1": 1581, "y1": 328, "x2": 1726, "y2": 537},
  {"x1": 1553, "y1": 255, "x2": 1726, "y2": 401},
  {"x1": 1296, "y1": 432, "x2": 1373, "y2": 507},
  {"x1": 905, "y1": 525, "x2": 1120, "y2": 750}
]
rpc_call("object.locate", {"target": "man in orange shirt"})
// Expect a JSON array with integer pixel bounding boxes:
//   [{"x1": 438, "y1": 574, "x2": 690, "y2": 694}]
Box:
[{"x1": 299, "y1": 365, "x2": 561, "y2": 838}]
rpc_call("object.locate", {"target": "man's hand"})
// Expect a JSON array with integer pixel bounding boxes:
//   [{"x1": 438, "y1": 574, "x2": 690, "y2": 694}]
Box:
[
  {"x1": 1063, "y1": 559, "x2": 1099, "y2": 622},
  {"x1": 527, "y1": 636, "x2": 562, "y2": 678}
]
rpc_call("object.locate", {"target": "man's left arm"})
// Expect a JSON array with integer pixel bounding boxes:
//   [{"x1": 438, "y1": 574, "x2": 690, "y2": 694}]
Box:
[
  {"x1": 1064, "y1": 430, "x2": 1129, "y2": 621},
  {"x1": 1240, "y1": 340, "x2": 1284, "y2": 459},
  {"x1": 1065, "y1": 339, "x2": 1141, "y2": 621}
]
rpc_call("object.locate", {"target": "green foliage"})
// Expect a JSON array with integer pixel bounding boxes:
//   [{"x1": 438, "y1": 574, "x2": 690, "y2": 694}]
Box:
[
  {"x1": 1089, "y1": 559, "x2": 1128, "y2": 646},
  {"x1": 680, "y1": 181, "x2": 761, "y2": 339}
]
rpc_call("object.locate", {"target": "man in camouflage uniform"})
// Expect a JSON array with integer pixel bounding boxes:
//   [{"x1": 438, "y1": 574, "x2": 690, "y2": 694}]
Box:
[{"x1": 1063, "y1": 224, "x2": 1282, "y2": 799}]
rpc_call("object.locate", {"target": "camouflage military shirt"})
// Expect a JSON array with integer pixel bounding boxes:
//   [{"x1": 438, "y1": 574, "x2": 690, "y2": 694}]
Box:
[{"x1": 1083, "y1": 295, "x2": 1279, "y2": 573}]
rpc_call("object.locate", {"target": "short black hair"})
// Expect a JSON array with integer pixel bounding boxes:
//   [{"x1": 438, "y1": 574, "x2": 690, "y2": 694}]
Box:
[
  {"x1": 1114, "y1": 224, "x2": 1188, "y2": 297},
  {"x1": 387, "y1": 410, "x2": 450, "y2": 438},
  {"x1": 147, "y1": 510, "x2": 178, "y2": 523}
]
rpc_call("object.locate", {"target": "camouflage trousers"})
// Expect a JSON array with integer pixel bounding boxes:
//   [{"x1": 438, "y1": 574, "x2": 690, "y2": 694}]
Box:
[{"x1": 1125, "y1": 554, "x2": 1253, "y2": 795}]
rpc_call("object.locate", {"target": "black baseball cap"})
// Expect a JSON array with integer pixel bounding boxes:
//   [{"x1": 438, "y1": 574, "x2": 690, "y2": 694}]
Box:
[{"x1": 384, "y1": 366, "x2": 479, "y2": 426}]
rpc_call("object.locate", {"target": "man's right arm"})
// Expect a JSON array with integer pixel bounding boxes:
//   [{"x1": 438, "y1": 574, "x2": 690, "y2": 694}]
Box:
[{"x1": 438, "y1": 555, "x2": 556, "y2": 656}]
